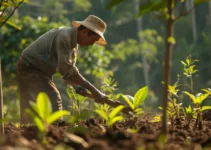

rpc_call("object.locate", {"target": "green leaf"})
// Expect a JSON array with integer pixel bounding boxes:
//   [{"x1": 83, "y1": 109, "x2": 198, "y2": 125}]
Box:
[
  {"x1": 46, "y1": 110, "x2": 69, "y2": 124},
  {"x1": 201, "y1": 106, "x2": 211, "y2": 112},
  {"x1": 109, "y1": 105, "x2": 125, "y2": 119},
  {"x1": 29, "y1": 101, "x2": 39, "y2": 115},
  {"x1": 37, "y1": 92, "x2": 52, "y2": 120},
  {"x1": 134, "y1": 108, "x2": 144, "y2": 114},
  {"x1": 5, "y1": 20, "x2": 22, "y2": 30},
  {"x1": 25, "y1": 109, "x2": 45, "y2": 132},
  {"x1": 138, "y1": 1, "x2": 166, "y2": 17},
  {"x1": 195, "y1": 93, "x2": 210, "y2": 104},
  {"x1": 183, "y1": 91, "x2": 196, "y2": 102},
  {"x1": 95, "y1": 109, "x2": 109, "y2": 121},
  {"x1": 106, "y1": 0, "x2": 125, "y2": 9},
  {"x1": 133, "y1": 86, "x2": 148, "y2": 108},
  {"x1": 109, "y1": 116, "x2": 124, "y2": 125},
  {"x1": 167, "y1": 36, "x2": 176, "y2": 44},
  {"x1": 194, "y1": 0, "x2": 211, "y2": 6},
  {"x1": 121, "y1": 94, "x2": 134, "y2": 110}
]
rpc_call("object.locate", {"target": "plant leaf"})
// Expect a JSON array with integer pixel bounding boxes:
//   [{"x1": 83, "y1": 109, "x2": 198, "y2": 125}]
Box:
[
  {"x1": 46, "y1": 110, "x2": 69, "y2": 124},
  {"x1": 133, "y1": 86, "x2": 148, "y2": 108},
  {"x1": 95, "y1": 109, "x2": 109, "y2": 121},
  {"x1": 194, "y1": 0, "x2": 211, "y2": 6},
  {"x1": 121, "y1": 94, "x2": 134, "y2": 110},
  {"x1": 201, "y1": 106, "x2": 211, "y2": 112},
  {"x1": 106, "y1": 0, "x2": 125, "y2": 9},
  {"x1": 29, "y1": 101, "x2": 39, "y2": 115},
  {"x1": 37, "y1": 92, "x2": 52, "y2": 120},
  {"x1": 25, "y1": 108, "x2": 45, "y2": 132},
  {"x1": 109, "y1": 105, "x2": 125, "y2": 119},
  {"x1": 183, "y1": 91, "x2": 196, "y2": 103},
  {"x1": 138, "y1": 1, "x2": 166, "y2": 17},
  {"x1": 195, "y1": 93, "x2": 209, "y2": 105},
  {"x1": 109, "y1": 116, "x2": 124, "y2": 125}
]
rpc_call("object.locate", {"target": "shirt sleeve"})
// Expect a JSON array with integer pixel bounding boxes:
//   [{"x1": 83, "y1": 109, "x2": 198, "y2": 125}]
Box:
[{"x1": 56, "y1": 32, "x2": 79, "y2": 80}]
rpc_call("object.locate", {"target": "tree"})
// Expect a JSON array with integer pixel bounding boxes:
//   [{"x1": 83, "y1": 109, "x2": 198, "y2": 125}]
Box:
[
  {"x1": 0, "y1": 0, "x2": 26, "y2": 29},
  {"x1": 107, "y1": 0, "x2": 211, "y2": 135}
]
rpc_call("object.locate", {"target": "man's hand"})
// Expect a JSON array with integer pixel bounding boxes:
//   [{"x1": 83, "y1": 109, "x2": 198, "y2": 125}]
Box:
[{"x1": 74, "y1": 85, "x2": 88, "y2": 96}]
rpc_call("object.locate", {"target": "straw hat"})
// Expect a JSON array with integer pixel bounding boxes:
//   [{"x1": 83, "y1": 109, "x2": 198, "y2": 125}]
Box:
[{"x1": 72, "y1": 15, "x2": 107, "y2": 46}]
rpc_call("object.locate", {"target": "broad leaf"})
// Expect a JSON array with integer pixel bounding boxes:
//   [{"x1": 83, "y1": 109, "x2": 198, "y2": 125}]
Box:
[
  {"x1": 195, "y1": 93, "x2": 209, "y2": 104},
  {"x1": 134, "y1": 108, "x2": 144, "y2": 114},
  {"x1": 183, "y1": 91, "x2": 196, "y2": 102},
  {"x1": 201, "y1": 106, "x2": 211, "y2": 112},
  {"x1": 194, "y1": 0, "x2": 211, "y2": 6},
  {"x1": 95, "y1": 109, "x2": 108, "y2": 121},
  {"x1": 37, "y1": 92, "x2": 52, "y2": 120},
  {"x1": 138, "y1": 1, "x2": 166, "y2": 17},
  {"x1": 121, "y1": 94, "x2": 134, "y2": 110},
  {"x1": 109, "y1": 116, "x2": 124, "y2": 125},
  {"x1": 133, "y1": 86, "x2": 148, "y2": 108},
  {"x1": 109, "y1": 105, "x2": 124, "y2": 119},
  {"x1": 29, "y1": 101, "x2": 39, "y2": 114},
  {"x1": 25, "y1": 109, "x2": 45, "y2": 132},
  {"x1": 46, "y1": 110, "x2": 69, "y2": 124},
  {"x1": 106, "y1": 0, "x2": 125, "y2": 9}
]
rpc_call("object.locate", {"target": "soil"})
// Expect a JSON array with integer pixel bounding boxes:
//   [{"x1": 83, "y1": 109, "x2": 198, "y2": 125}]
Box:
[{"x1": 1, "y1": 111, "x2": 211, "y2": 150}]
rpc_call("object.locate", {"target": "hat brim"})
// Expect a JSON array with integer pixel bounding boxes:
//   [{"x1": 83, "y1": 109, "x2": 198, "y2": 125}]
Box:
[{"x1": 72, "y1": 21, "x2": 107, "y2": 46}]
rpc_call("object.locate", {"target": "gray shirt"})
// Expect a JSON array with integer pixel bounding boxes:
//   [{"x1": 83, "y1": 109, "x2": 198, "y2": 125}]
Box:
[{"x1": 22, "y1": 26, "x2": 79, "y2": 78}]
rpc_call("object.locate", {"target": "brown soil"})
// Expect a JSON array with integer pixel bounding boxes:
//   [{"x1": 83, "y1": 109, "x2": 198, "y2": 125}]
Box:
[{"x1": 0, "y1": 114, "x2": 211, "y2": 150}]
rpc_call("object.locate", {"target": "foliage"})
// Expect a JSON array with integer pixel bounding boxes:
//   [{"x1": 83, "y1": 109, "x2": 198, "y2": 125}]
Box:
[
  {"x1": 95, "y1": 105, "x2": 125, "y2": 129},
  {"x1": 121, "y1": 86, "x2": 148, "y2": 116},
  {"x1": 67, "y1": 85, "x2": 91, "y2": 125},
  {"x1": 0, "y1": 0, "x2": 27, "y2": 29},
  {"x1": 160, "y1": 56, "x2": 211, "y2": 130},
  {"x1": 26, "y1": 92, "x2": 69, "y2": 143}
]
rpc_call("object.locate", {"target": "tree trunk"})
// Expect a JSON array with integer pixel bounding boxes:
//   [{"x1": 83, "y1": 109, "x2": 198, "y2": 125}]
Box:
[
  {"x1": 161, "y1": 0, "x2": 174, "y2": 135},
  {"x1": 208, "y1": 2, "x2": 211, "y2": 25},
  {"x1": 0, "y1": 57, "x2": 4, "y2": 136},
  {"x1": 136, "y1": 0, "x2": 150, "y2": 90},
  {"x1": 189, "y1": 0, "x2": 197, "y2": 42}
]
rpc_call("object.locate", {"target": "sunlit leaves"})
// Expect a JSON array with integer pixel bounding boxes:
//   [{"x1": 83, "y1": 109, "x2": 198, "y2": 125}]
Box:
[
  {"x1": 138, "y1": 1, "x2": 166, "y2": 17},
  {"x1": 106, "y1": 0, "x2": 125, "y2": 9},
  {"x1": 95, "y1": 105, "x2": 125, "y2": 128},
  {"x1": 121, "y1": 86, "x2": 148, "y2": 116},
  {"x1": 167, "y1": 36, "x2": 176, "y2": 44}
]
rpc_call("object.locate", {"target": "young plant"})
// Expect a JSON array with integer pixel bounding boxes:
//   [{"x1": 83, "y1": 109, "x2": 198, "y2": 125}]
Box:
[
  {"x1": 183, "y1": 89, "x2": 211, "y2": 129},
  {"x1": 167, "y1": 81, "x2": 183, "y2": 124},
  {"x1": 67, "y1": 85, "x2": 88, "y2": 115},
  {"x1": 26, "y1": 92, "x2": 70, "y2": 143},
  {"x1": 100, "y1": 77, "x2": 121, "y2": 101},
  {"x1": 121, "y1": 86, "x2": 148, "y2": 116},
  {"x1": 182, "y1": 105, "x2": 196, "y2": 129},
  {"x1": 95, "y1": 105, "x2": 125, "y2": 129},
  {"x1": 181, "y1": 55, "x2": 199, "y2": 93}
]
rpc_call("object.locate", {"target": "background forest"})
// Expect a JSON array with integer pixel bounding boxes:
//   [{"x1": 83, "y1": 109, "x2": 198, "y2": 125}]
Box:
[{"x1": 1, "y1": 0, "x2": 211, "y2": 123}]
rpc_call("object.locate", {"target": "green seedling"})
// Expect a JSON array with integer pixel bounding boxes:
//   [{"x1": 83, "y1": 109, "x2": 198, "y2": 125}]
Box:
[
  {"x1": 181, "y1": 55, "x2": 199, "y2": 93},
  {"x1": 183, "y1": 90, "x2": 211, "y2": 129},
  {"x1": 67, "y1": 85, "x2": 88, "y2": 115},
  {"x1": 182, "y1": 105, "x2": 196, "y2": 129},
  {"x1": 26, "y1": 92, "x2": 70, "y2": 143},
  {"x1": 100, "y1": 77, "x2": 121, "y2": 101},
  {"x1": 95, "y1": 105, "x2": 125, "y2": 129},
  {"x1": 121, "y1": 86, "x2": 148, "y2": 116}
]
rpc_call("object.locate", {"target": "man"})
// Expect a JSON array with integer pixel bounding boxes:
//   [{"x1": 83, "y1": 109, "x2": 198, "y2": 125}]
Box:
[{"x1": 16, "y1": 15, "x2": 108, "y2": 124}]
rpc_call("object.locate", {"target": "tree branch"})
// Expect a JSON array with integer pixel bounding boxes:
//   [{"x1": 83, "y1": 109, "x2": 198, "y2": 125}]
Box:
[
  {"x1": 174, "y1": 5, "x2": 196, "y2": 22},
  {"x1": 0, "y1": 0, "x2": 24, "y2": 28}
]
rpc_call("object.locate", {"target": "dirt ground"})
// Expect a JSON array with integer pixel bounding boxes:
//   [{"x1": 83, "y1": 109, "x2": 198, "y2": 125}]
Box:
[{"x1": 0, "y1": 111, "x2": 211, "y2": 150}]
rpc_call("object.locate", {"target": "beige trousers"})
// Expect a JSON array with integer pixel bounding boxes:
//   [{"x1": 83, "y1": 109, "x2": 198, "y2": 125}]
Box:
[{"x1": 16, "y1": 56, "x2": 62, "y2": 124}]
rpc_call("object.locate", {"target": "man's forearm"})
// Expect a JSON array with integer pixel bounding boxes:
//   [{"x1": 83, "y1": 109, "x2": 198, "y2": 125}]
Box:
[{"x1": 68, "y1": 73, "x2": 101, "y2": 94}]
